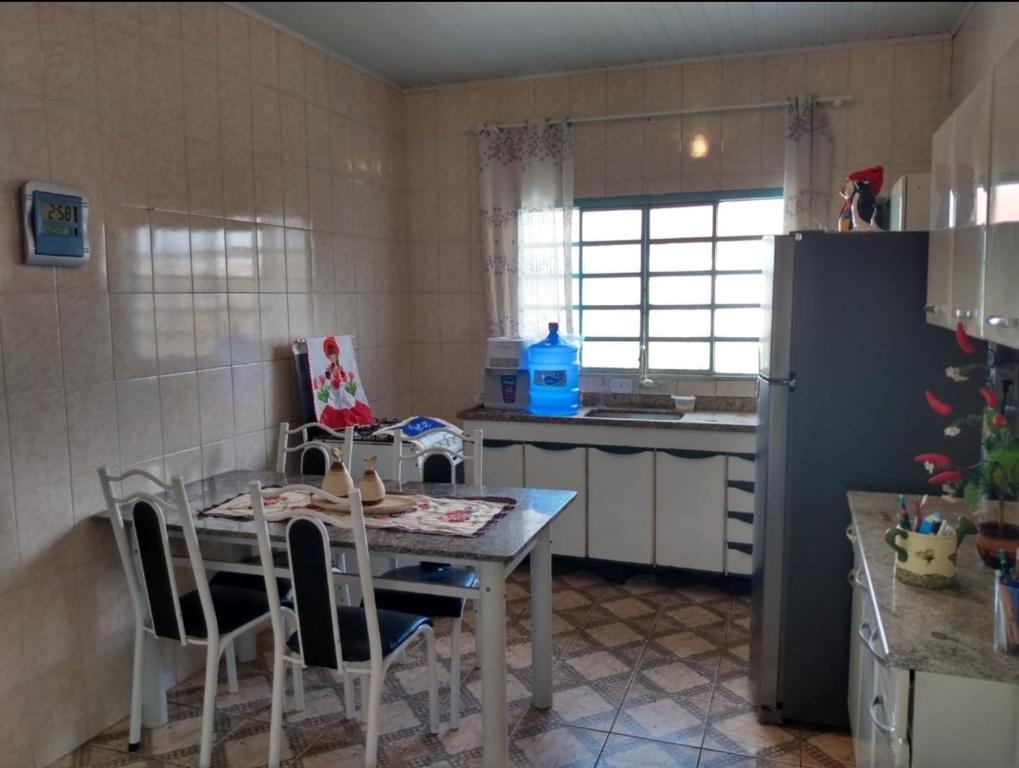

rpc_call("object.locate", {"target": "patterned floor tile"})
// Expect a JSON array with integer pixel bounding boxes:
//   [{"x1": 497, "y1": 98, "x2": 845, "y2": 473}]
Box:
[
  {"x1": 90, "y1": 704, "x2": 241, "y2": 765},
  {"x1": 701, "y1": 691, "x2": 801, "y2": 766},
  {"x1": 518, "y1": 681, "x2": 628, "y2": 732},
  {"x1": 610, "y1": 681, "x2": 710, "y2": 748},
  {"x1": 799, "y1": 727, "x2": 855, "y2": 767},
  {"x1": 175, "y1": 716, "x2": 313, "y2": 768},
  {"x1": 287, "y1": 720, "x2": 406, "y2": 767},
  {"x1": 595, "y1": 734, "x2": 700, "y2": 767},
  {"x1": 510, "y1": 723, "x2": 609, "y2": 768},
  {"x1": 47, "y1": 744, "x2": 171, "y2": 768},
  {"x1": 697, "y1": 747, "x2": 797, "y2": 767}
]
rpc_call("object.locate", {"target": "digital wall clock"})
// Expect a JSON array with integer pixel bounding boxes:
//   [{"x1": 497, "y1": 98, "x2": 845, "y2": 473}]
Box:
[{"x1": 21, "y1": 181, "x2": 90, "y2": 267}]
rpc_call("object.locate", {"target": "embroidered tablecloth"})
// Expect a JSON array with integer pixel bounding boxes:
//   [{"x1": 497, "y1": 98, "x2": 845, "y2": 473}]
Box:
[{"x1": 200, "y1": 488, "x2": 514, "y2": 537}]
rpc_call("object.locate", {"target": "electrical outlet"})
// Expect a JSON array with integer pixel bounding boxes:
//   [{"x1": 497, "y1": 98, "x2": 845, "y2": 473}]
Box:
[{"x1": 609, "y1": 377, "x2": 634, "y2": 394}]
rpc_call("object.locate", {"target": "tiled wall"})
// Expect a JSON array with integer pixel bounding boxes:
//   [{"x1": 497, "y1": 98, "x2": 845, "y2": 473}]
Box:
[
  {"x1": 0, "y1": 3, "x2": 408, "y2": 766},
  {"x1": 951, "y1": 2, "x2": 1019, "y2": 107},
  {"x1": 403, "y1": 39, "x2": 952, "y2": 417}
]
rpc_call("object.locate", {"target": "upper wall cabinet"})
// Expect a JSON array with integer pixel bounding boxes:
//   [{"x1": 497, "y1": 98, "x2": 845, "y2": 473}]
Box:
[
  {"x1": 926, "y1": 118, "x2": 955, "y2": 326},
  {"x1": 984, "y1": 39, "x2": 1019, "y2": 345},
  {"x1": 950, "y1": 78, "x2": 992, "y2": 335}
]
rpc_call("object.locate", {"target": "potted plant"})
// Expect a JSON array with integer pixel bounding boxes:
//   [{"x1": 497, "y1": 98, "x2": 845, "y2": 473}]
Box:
[{"x1": 917, "y1": 323, "x2": 1019, "y2": 569}]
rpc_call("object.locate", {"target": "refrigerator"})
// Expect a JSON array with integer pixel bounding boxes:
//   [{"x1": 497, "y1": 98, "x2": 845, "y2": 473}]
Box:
[{"x1": 750, "y1": 231, "x2": 981, "y2": 728}]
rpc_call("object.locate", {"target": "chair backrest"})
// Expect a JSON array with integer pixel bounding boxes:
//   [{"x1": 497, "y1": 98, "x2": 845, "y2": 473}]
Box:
[
  {"x1": 276, "y1": 422, "x2": 355, "y2": 475},
  {"x1": 249, "y1": 482, "x2": 383, "y2": 671},
  {"x1": 98, "y1": 467, "x2": 217, "y2": 643},
  {"x1": 392, "y1": 425, "x2": 484, "y2": 486}
]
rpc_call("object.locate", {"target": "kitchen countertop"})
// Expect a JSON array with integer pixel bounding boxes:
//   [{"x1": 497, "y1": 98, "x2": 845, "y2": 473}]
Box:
[
  {"x1": 848, "y1": 491, "x2": 1019, "y2": 684},
  {"x1": 458, "y1": 405, "x2": 758, "y2": 433}
]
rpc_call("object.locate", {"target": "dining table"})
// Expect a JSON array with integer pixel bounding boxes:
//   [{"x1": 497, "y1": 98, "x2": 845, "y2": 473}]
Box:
[{"x1": 94, "y1": 469, "x2": 577, "y2": 768}]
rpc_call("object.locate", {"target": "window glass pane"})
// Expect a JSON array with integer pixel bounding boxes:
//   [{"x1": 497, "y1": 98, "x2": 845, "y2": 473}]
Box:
[
  {"x1": 648, "y1": 242, "x2": 712, "y2": 272},
  {"x1": 581, "y1": 309, "x2": 641, "y2": 337},
  {"x1": 649, "y1": 205, "x2": 714, "y2": 239},
  {"x1": 649, "y1": 341, "x2": 710, "y2": 370},
  {"x1": 715, "y1": 274, "x2": 762, "y2": 305},
  {"x1": 714, "y1": 341, "x2": 760, "y2": 374},
  {"x1": 714, "y1": 308, "x2": 762, "y2": 337},
  {"x1": 649, "y1": 275, "x2": 712, "y2": 305},
  {"x1": 571, "y1": 277, "x2": 580, "y2": 303},
  {"x1": 571, "y1": 208, "x2": 580, "y2": 242},
  {"x1": 582, "y1": 244, "x2": 641, "y2": 274},
  {"x1": 582, "y1": 209, "x2": 642, "y2": 241},
  {"x1": 648, "y1": 309, "x2": 711, "y2": 337},
  {"x1": 716, "y1": 239, "x2": 767, "y2": 271},
  {"x1": 583, "y1": 276, "x2": 641, "y2": 305},
  {"x1": 571, "y1": 245, "x2": 580, "y2": 274},
  {"x1": 716, "y1": 198, "x2": 783, "y2": 236},
  {"x1": 582, "y1": 340, "x2": 639, "y2": 368}
]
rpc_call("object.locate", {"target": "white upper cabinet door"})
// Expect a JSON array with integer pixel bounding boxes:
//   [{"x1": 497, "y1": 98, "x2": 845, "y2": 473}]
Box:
[
  {"x1": 654, "y1": 451, "x2": 726, "y2": 572},
  {"x1": 985, "y1": 40, "x2": 1019, "y2": 344},
  {"x1": 927, "y1": 118, "x2": 955, "y2": 329},
  {"x1": 950, "y1": 78, "x2": 992, "y2": 335},
  {"x1": 474, "y1": 440, "x2": 523, "y2": 486},
  {"x1": 588, "y1": 447, "x2": 654, "y2": 564},
  {"x1": 524, "y1": 443, "x2": 587, "y2": 558}
]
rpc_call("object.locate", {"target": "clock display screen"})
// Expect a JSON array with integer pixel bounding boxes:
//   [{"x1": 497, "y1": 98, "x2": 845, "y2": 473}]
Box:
[{"x1": 40, "y1": 202, "x2": 78, "y2": 236}]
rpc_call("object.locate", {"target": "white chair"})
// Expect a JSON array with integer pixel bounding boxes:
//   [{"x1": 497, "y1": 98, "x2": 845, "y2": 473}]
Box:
[
  {"x1": 99, "y1": 467, "x2": 291, "y2": 768},
  {"x1": 374, "y1": 425, "x2": 483, "y2": 728},
  {"x1": 276, "y1": 422, "x2": 354, "y2": 475},
  {"x1": 249, "y1": 482, "x2": 440, "y2": 768}
]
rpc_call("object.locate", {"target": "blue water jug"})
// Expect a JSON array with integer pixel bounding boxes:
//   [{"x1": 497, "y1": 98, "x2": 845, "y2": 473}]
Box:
[{"x1": 527, "y1": 322, "x2": 580, "y2": 416}]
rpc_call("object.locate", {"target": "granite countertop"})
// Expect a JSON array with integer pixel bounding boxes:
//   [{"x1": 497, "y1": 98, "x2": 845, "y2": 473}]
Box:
[
  {"x1": 458, "y1": 394, "x2": 758, "y2": 432},
  {"x1": 95, "y1": 470, "x2": 576, "y2": 565},
  {"x1": 848, "y1": 491, "x2": 1019, "y2": 684}
]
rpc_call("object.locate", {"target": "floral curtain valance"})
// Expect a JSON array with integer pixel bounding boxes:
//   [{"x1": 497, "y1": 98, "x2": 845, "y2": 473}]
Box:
[
  {"x1": 478, "y1": 121, "x2": 576, "y2": 339},
  {"x1": 783, "y1": 95, "x2": 834, "y2": 233}
]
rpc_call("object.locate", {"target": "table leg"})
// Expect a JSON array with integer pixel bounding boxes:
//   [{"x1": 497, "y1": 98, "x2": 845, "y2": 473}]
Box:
[
  {"x1": 478, "y1": 560, "x2": 507, "y2": 768},
  {"x1": 530, "y1": 529, "x2": 553, "y2": 709},
  {"x1": 141, "y1": 634, "x2": 169, "y2": 728}
]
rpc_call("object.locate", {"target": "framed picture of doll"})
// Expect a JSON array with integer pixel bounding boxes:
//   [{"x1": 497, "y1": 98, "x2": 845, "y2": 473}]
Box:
[{"x1": 305, "y1": 335, "x2": 373, "y2": 427}]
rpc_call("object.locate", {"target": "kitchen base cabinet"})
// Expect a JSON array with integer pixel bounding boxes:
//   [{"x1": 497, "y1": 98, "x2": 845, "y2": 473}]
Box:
[
  {"x1": 476, "y1": 440, "x2": 524, "y2": 487},
  {"x1": 588, "y1": 447, "x2": 654, "y2": 564},
  {"x1": 655, "y1": 451, "x2": 725, "y2": 572},
  {"x1": 524, "y1": 443, "x2": 587, "y2": 558}
]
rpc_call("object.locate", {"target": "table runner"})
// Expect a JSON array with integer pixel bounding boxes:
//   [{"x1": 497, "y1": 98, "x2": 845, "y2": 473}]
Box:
[{"x1": 200, "y1": 487, "x2": 514, "y2": 537}]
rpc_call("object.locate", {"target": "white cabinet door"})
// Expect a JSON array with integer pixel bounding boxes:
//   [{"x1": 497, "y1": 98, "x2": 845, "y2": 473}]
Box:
[
  {"x1": 654, "y1": 451, "x2": 725, "y2": 572},
  {"x1": 474, "y1": 440, "x2": 523, "y2": 486},
  {"x1": 588, "y1": 447, "x2": 654, "y2": 564},
  {"x1": 524, "y1": 443, "x2": 587, "y2": 557},
  {"x1": 950, "y1": 79, "x2": 992, "y2": 335},
  {"x1": 927, "y1": 118, "x2": 955, "y2": 329},
  {"x1": 984, "y1": 39, "x2": 1019, "y2": 344}
]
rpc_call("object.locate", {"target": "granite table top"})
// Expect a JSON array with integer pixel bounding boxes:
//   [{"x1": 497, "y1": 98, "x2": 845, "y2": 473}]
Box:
[
  {"x1": 458, "y1": 405, "x2": 758, "y2": 433},
  {"x1": 95, "y1": 470, "x2": 576, "y2": 565},
  {"x1": 848, "y1": 490, "x2": 1019, "y2": 685}
]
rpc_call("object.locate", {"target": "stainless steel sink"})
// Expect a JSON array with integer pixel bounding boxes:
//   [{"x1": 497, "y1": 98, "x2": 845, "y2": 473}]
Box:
[{"x1": 581, "y1": 408, "x2": 685, "y2": 422}]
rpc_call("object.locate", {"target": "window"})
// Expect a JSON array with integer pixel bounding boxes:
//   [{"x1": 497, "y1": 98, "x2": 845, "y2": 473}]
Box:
[{"x1": 572, "y1": 193, "x2": 783, "y2": 375}]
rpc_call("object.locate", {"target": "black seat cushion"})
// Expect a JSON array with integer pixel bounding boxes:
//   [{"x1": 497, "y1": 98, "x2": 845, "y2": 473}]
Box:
[
  {"x1": 179, "y1": 584, "x2": 271, "y2": 638},
  {"x1": 373, "y1": 563, "x2": 477, "y2": 618},
  {"x1": 210, "y1": 552, "x2": 290, "y2": 596},
  {"x1": 287, "y1": 606, "x2": 431, "y2": 663}
]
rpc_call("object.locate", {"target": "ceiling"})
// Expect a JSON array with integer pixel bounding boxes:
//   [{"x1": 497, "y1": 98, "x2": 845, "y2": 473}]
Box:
[{"x1": 240, "y1": 2, "x2": 971, "y2": 89}]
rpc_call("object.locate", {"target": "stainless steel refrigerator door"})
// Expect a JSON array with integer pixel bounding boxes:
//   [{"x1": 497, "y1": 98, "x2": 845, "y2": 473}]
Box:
[{"x1": 750, "y1": 234, "x2": 795, "y2": 719}]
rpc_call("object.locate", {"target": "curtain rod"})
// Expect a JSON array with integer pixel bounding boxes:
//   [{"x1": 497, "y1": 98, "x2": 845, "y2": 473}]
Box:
[{"x1": 467, "y1": 94, "x2": 852, "y2": 134}]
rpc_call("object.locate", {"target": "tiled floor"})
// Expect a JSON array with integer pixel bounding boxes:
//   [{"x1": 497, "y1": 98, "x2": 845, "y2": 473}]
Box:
[{"x1": 51, "y1": 565, "x2": 854, "y2": 768}]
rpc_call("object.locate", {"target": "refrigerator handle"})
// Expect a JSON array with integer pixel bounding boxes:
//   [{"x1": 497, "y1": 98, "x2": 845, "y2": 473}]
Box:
[{"x1": 759, "y1": 373, "x2": 796, "y2": 391}]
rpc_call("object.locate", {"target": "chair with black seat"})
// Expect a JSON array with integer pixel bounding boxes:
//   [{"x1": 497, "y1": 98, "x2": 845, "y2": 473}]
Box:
[
  {"x1": 99, "y1": 467, "x2": 298, "y2": 768},
  {"x1": 276, "y1": 422, "x2": 354, "y2": 475},
  {"x1": 249, "y1": 481, "x2": 440, "y2": 768},
  {"x1": 373, "y1": 424, "x2": 483, "y2": 728}
]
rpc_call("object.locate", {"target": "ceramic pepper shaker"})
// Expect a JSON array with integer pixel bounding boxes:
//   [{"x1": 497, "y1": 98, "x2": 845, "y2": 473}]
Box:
[
  {"x1": 321, "y1": 446, "x2": 354, "y2": 498},
  {"x1": 358, "y1": 456, "x2": 386, "y2": 506}
]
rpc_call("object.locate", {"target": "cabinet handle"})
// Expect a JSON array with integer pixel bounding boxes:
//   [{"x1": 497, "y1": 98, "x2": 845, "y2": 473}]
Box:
[
  {"x1": 869, "y1": 695, "x2": 895, "y2": 735},
  {"x1": 857, "y1": 622, "x2": 887, "y2": 665},
  {"x1": 952, "y1": 308, "x2": 975, "y2": 319},
  {"x1": 923, "y1": 304, "x2": 939, "y2": 314},
  {"x1": 845, "y1": 524, "x2": 856, "y2": 543},
  {"x1": 848, "y1": 568, "x2": 869, "y2": 591},
  {"x1": 986, "y1": 315, "x2": 1016, "y2": 328}
]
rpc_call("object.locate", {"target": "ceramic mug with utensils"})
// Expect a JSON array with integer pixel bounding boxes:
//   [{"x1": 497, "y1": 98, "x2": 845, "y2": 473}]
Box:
[{"x1": 884, "y1": 516, "x2": 977, "y2": 589}]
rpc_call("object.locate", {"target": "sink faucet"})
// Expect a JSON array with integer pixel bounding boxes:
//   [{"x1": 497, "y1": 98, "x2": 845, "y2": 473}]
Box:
[{"x1": 639, "y1": 344, "x2": 654, "y2": 388}]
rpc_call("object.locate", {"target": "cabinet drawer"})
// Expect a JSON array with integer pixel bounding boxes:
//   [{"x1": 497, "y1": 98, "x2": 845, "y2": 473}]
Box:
[
  {"x1": 727, "y1": 456, "x2": 755, "y2": 483},
  {"x1": 727, "y1": 515, "x2": 753, "y2": 545},
  {"x1": 726, "y1": 542, "x2": 752, "y2": 576},
  {"x1": 727, "y1": 482, "x2": 754, "y2": 514}
]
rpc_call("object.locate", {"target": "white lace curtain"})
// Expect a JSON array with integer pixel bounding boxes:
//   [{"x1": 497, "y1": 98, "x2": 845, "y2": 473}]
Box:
[
  {"x1": 477, "y1": 121, "x2": 576, "y2": 339},
  {"x1": 783, "y1": 95, "x2": 834, "y2": 232}
]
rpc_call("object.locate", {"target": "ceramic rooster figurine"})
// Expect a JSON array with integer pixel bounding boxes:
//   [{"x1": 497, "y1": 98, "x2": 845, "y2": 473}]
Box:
[{"x1": 837, "y1": 165, "x2": 889, "y2": 231}]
